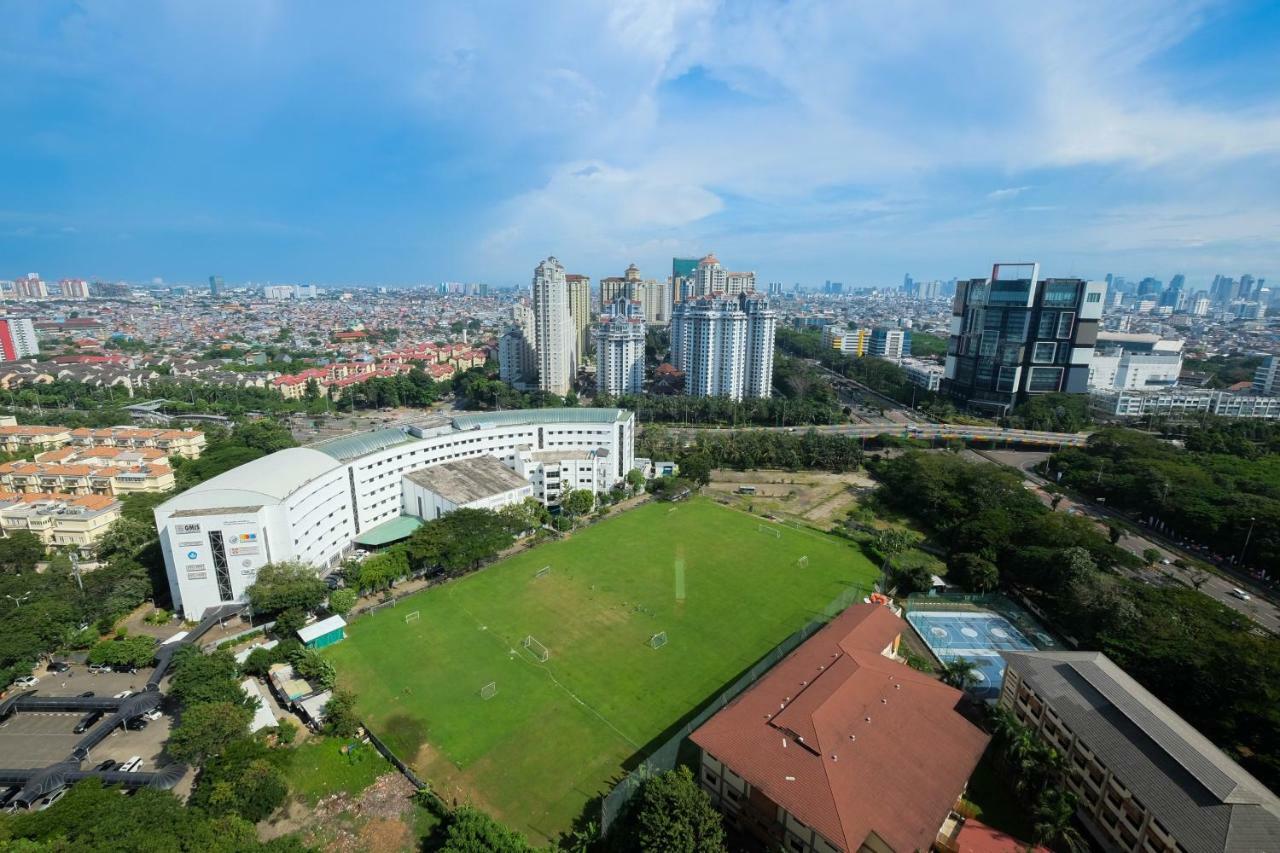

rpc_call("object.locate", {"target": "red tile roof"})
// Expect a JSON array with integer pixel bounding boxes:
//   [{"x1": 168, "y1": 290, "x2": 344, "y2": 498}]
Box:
[
  {"x1": 690, "y1": 604, "x2": 989, "y2": 853},
  {"x1": 952, "y1": 818, "x2": 1049, "y2": 853}
]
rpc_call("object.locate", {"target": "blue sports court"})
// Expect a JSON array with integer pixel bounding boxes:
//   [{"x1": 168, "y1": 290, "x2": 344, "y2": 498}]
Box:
[{"x1": 905, "y1": 610, "x2": 1046, "y2": 701}]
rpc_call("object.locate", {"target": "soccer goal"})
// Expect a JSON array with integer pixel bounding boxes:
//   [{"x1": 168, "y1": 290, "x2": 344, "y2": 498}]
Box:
[
  {"x1": 534, "y1": 565, "x2": 551, "y2": 579},
  {"x1": 522, "y1": 635, "x2": 550, "y2": 662},
  {"x1": 796, "y1": 556, "x2": 809, "y2": 568},
  {"x1": 649, "y1": 631, "x2": 668, "y2": 650},
  {"x1": 404, "y1": 610, "x2": 420, "y2": 624},
  {"x1": 479, "y1": 681, "x2": 498, "y2": 700},
  {"x1": 757, "y1": 524, "x2": 781, "y2": 539}
]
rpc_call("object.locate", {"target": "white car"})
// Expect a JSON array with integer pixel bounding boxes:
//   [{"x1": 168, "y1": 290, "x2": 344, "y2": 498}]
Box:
[
  {"x1": 113, "y1": 690, "x2": 133, "y2": 700},
  {"x1": 10, "y1": 676, "x2": 38, "y2": 689},
  {"x1": 1230, "y1": 588, "x2": 1252, "y2": 601},
  {"x1": 142, "y1": 709, "x2": 162, "y2": 721}
]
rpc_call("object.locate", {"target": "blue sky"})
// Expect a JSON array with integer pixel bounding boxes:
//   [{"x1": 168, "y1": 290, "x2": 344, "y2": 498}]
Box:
[{"x1": 2, "y1": 1, "x2": 1278, "y2": 288}]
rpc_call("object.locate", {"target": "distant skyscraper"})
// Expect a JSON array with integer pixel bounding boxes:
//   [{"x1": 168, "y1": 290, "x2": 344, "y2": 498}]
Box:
[
  {"x1": 566, "y1": 273, "x2": 592, "y2": 362},
  {"x1": 531, "y1": 257, "x2": 574, "y2": 396},
  {"x1": 209, "y1": 275, "x2": 223, "y2": 296},
  {"x1": 943, "y1": 262, "x2": 1105, "y2": 413},
  {"x1": 0, "y1": 319, "x2": 39, "y2": 361},
  {"x1": 670, "y1": 292, "x2": 775, "y2": 400},
  {"x1": 672, "y1": 257, "x2": 699, "y2": 304},
  {"x1": 595, "y1": 297, "x2": 646, "y2": 396},
  {"x1": 1161, "y1": 274, "x2": 1185, "y2": 310},
  {"x1": 824, "y1": 281, "x2": 844, "y2": 295},
  {"x1": 903, "y1": 273, "x2": 913, "y2": 291},
  {"x1": 767, "y1": 282, "x2": 783, "y2": 296}
]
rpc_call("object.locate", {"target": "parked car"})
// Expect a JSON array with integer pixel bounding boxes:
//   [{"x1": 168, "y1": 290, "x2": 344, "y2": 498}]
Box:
[
  {"x1": 124, "y1": 715, "x2": 148, "y2": 731},
  {"x1": 87, "y1": 664, "x2": 111, "y2": 675},
  {"x1": 46, "y1": 661, "x2": 70, "y2": 674},
  {"x1": 94, "y1": 760, "x2": 117, "y2": 772},
  {"x1": 324, "y1": 575, "x2": 343, "y2": 590},
  {"x1": 34, "y1": 788, "x2": 66, "y2": 811},
  {"x1": 74, "y1": 710, "x2": 105, "y2": 734},
  {"x1": 142, "y1": 709, "x2": 163, "y2": 721},
  {"x1": 10, "y1": 675, "x2": 38, "y2": 689},
  {"x1": 112, "y1": 690, "x2": 133, "y2": 700},
  {"x1": 77, "y1": 691, "x2": 95, "y2": 698},
  {"x1": 118, "y1": 756, "x2": 143, "y2": 773}
]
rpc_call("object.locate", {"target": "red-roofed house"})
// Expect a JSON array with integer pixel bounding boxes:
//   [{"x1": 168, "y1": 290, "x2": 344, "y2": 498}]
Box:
[{"x1": 690, "y1": 603, "x2": 990, "y2": 853}]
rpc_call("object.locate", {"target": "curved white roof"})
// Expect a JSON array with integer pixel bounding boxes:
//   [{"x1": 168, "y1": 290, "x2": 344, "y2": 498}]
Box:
[{"x1": 158, "y1": 447, "x2": 342, "y2": 513}]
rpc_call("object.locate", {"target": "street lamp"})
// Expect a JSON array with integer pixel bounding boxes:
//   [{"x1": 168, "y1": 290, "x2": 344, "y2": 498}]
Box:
[{"x1": 1238, "y1": 517, "x2": 1257, "y2": 568}]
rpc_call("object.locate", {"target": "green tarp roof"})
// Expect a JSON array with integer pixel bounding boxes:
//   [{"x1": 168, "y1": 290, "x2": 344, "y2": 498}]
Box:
[{"x1": 353, "y1": 514, "x2": 421, "y2": 547}]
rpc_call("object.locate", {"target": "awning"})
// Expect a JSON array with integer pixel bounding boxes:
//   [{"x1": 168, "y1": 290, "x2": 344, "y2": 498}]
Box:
[{"x1": 353, "y1": 514, "x2": 422, "y2": 547}]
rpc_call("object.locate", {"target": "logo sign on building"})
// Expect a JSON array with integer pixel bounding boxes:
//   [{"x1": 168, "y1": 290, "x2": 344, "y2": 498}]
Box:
[
  {"x1": 186, "y1": 550, "x2": 199, "y2": 560},
  {"x1": 175, "y1": 523, "x2": 201, "y2": 535},
  {"x1": 184, "y1": 565, "x2": 207, "y2": 580}
]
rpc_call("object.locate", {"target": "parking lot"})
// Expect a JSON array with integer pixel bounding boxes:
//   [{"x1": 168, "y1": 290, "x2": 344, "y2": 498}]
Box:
[
  {"x1": 17, "y1": 663, "x2": 156, "y2": 699},
  {"x1": 0, "y1": 713, "x2": 85, "y2": 769}
]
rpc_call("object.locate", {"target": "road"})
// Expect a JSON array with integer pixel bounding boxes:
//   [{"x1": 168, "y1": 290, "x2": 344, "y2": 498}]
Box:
[
  {"x1": 973, "y1": 449, "x2": 1280, "y2": 635},
  {"x1": 665, "y1": 421, "x2": 1089, "y2": 448}
]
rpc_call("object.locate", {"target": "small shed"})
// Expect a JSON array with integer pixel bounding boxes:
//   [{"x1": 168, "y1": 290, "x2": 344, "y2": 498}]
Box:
[{"x1": 298, "y1": 615, "x2": 347, "y2": 650}]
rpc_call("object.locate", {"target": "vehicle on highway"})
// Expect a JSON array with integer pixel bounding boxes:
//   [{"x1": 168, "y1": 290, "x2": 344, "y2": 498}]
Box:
[
  {"x1": 1231, "y1": 588, "x2": 1252, "y2": 601},
  {"x1": 10, "y1": 675, "x2": 38, "y2": 689},
  {"x1": 74, "y1": 710, "x2": 105, "y2": 734}
]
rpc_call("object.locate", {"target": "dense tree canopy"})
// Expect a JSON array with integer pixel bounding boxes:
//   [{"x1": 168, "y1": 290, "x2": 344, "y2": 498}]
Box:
[
  {"x1": 245, "y1": 561, "x2": 329, "y2": 616},
  {"x1": 1048, "y1": 427, "x2": 1280, "y2": 571},
  {"x1": 872, "y1": 449, "x2": 1280, "y2": 791},
  {"x1": 405, "y1": 508, "x2": 515, "y2": 574},
  {"x1": 628, "y1": 767, "x2": 726, "y2": 853}
]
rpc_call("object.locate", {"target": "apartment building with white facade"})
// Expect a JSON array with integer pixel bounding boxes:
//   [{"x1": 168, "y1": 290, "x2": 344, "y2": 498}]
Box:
[
  {"x1": 155, "y1": 408, "x2": 636, "y2": 618},
  {"x1": 1088, "y1": 333, "x2": 1184, "y2": 392},
  {"x1": 671, "y1": 292, "x2": 776, "y2": 401},
  {"x1": 595, "y1": 298, "x2": 646, "y2": 396},
  {"x1": 531, "y1": 257, "x2": 574, "y2": 395}
]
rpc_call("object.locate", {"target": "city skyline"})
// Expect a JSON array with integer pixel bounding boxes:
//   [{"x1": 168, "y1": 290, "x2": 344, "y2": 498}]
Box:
[{"x1": 2, "y1": 2, "x2": 1278, "y2": 286}]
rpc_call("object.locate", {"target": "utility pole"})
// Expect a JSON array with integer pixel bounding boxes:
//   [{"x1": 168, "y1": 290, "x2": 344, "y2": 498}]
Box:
[{"x1": 1239, "y1": 516, "x2": 1256, "y2": 568}]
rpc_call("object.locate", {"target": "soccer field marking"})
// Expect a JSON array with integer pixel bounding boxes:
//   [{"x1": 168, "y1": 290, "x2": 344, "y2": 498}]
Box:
[{"x1": 443, "y1": 583, "x2": 641, "y2": 751}]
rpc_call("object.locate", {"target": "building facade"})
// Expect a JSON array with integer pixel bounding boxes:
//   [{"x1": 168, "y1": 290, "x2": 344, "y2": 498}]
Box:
[
  {"x1": 498, "y1": 328, "x2": 537, "y2": 389},
  {"x1": 1001, "y1": 651, "x2": 1280, "y2": 853},
  {"x1": 1091, "y1": 388, "x2": 1280, "y2": 420},
  {"x1": 566, "y1": 273, "x2": 592, "y2": 362},
  {"x1": 0, "y1": 319, "x2": 39, "y2": 361},
  {"x1": 531, "y1": 257, "x2": 574, "y2": 395},
  {"x1": 1087, "y1": 333, "x2": 1184, "y2": 392},
  {"x1": 1253, "y1": 355, "x2": 1280, "y2": 396},
  {"x1": 595, "y1": 298, "x2": 646, "y2": 396},
  {"x1": 943, "y1": 263, "x2": 1104, "y2": 413},
  {"x1": 869, "y1": 327, "x2": 910, "y2": 360},
  {"x1": 155, "y1": 409, "x2": 636, "y2": 619},
  {"x1": 670, "y1": 292, "x2": 776, "y2": 400}
]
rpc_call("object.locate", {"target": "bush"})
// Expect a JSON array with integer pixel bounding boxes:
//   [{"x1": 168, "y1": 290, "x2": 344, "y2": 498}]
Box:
[
  {"x1": 322, "y1": 689, "x2": 361, "y2": 738},
  {"x1": 274, "y1": 718, "x2": 298, "y2": 746},
  {"x1": 86, "y1": 635, "x2": 157, "y2": 669},
  {"x1": 272, "y1": 608, "x2": 307, "y2": 639}
]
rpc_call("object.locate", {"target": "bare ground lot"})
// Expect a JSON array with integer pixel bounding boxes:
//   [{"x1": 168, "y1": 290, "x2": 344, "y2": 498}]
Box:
[{"x1": 707, "y1": 468, "x2": 875, "y2": 525}]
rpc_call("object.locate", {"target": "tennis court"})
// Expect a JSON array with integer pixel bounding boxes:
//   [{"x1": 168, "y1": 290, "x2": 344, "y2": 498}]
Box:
[{"x1": 906, "y1": 610, "x2": 1043, "y2": 700}]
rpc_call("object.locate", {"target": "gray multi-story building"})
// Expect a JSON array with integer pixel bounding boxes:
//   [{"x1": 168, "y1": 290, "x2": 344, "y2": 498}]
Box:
[
  {"x1": 943, "y1": 262, "x2": 1105, "y2": 414},
  {"x1": 1000, "y1": 650, "x2": 1280, "y2": 853},
  {"x1": 531, "y1": 257, "x2": 574, "y2": 396}
]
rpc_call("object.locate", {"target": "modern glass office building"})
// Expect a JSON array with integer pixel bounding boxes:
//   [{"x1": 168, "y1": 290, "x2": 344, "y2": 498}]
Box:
[{"x1": 943, "y1": 262, "x2": 1105, "y2": 414}]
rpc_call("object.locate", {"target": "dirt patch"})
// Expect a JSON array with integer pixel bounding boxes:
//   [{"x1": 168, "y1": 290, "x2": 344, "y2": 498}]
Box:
[{"x1": 261, "y1": 771, "x2": 419, "y2": 852}]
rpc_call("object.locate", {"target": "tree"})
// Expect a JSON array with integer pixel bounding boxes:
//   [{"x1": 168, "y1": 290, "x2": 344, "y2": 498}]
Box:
[
  {"x1": 1142, "y1": 547, "x2": 1161, "y2": 565},
  {"x1": 322, "y1": 688, "x2": 361, "y2": 738},
  {"x1": 438, "y1": 805, "x2": 535, "y2": 853},
  {"x1": 189, "y1": 737, "x2": 289, "y2": 823},
  {"x1": 498, "y1": 497, "x2": 550, "y2": 535},
  {"x1": 0, "y1": 531, "x2": 45, "y2": 573},
  {"x1": 86, "y1": 635, "x2": 157, "y2": 669},
  {"x1": 939, "y1": 658, "x2": 980, "y2": 691},
  {"x1": 245, "y1": 561, "x2": 327, "y2": 615},
  {"x1": 290, "y1": 648, "x2": 337, "y2": 689},
  {"x1": 1032, "y1": 787, "x2": 1088, "y2": 853},
  {"x1": 562, "y1": 489, "x2": 594, "y2": 519},
  {"x1": 168, "y1": 701, "x2": 253, "y2": 763},
  {"x1": 1108, "y1": 524, "x2": 1123, "y2": 545},
  {"x1": 272, "y1": 607, "x2": 307, "y2": 638},
  {"x1": 626, "y1": 468, "x2": 646, "y2": 491},
  {"x1": 631, "y1": 766, "x2": 727, "y2": 853},
  {"x1": 230, "y1": 420, "x2": 297, "y2": 454},
  {"x1": 676, "y1": 452, "x2": 713, "y2": 486},
  {"x1": 872, "y1": 528, "x2": 914, "y2": 561},
  {"x1": 169, "y1": 648, "x2": 250, "y2": 708},
  {"x1": 328, "y1": 587, "x2": 357, "y2": 616},
  {"x1": 947, "y1": 552, "x2": 999, "y2": 593},
  {"x1": 95, "y1": 517, "x2": 156, "y2": 562},
  {"x1": 406, "y1": 508, "x2": 515, "y2": 575}
]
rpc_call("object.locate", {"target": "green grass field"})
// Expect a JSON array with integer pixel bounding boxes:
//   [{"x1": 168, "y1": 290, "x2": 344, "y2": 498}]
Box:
[{"x1": 324, "y1": 497, "x2": 879, "y2": 843}]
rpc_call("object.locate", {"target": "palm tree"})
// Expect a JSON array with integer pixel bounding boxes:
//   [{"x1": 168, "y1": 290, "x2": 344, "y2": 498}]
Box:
[
  {"x1": 939, "y1": 658, "x2": 979, "y2": 691},
  {"x1": 1032, "y1": 787, "x2": 1089, "y2": 853}
]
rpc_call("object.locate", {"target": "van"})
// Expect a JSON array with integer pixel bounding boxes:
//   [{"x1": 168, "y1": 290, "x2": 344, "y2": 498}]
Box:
[{"x1": 118, "y1": 756, "x2": 143, "y2": 773}]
